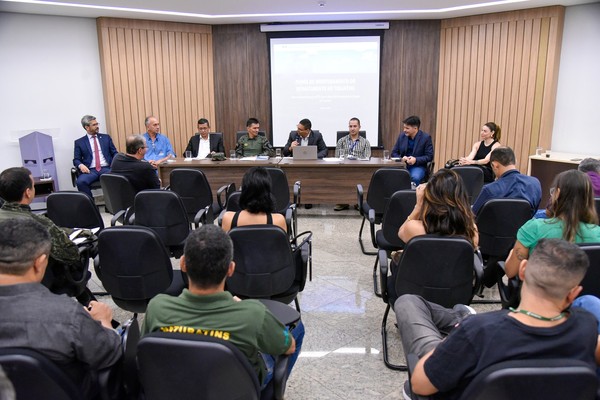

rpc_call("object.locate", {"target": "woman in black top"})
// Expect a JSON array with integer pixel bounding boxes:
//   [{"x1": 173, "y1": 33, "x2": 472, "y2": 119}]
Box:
[{"x1": 458, "y1": 122, "x2": 502, "y2": 182}]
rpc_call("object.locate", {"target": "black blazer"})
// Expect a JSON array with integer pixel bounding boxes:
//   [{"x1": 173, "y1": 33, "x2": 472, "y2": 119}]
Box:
[
  {"x1": 184, "y1": 133, "x2": 225, "y2": 157},
  {"x1": 283, "y1": 130, "x2": 328, "y2": 158}
]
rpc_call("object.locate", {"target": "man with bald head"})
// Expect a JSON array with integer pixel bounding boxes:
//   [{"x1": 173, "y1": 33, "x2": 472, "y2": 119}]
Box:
[{"x1": 143, "y1": 116, "x2": 176, "y2": 167}]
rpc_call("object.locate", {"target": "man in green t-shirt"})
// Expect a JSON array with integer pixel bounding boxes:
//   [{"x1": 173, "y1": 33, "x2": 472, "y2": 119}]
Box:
[{"x1": 142, "y1": 224, "x2": 303, "y2": 387}]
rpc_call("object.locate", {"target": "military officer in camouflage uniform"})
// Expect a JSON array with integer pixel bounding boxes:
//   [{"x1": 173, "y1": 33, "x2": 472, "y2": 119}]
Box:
[
  {"x1": 0, "y1": 167, "x2": 82, "y2": 297},
  {"x1": 235, "y1": 117, "x2": 275, "y2": 158}
]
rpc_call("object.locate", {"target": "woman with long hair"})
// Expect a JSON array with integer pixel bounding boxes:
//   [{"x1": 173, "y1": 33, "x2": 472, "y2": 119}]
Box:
[
  {"x1": 399, "y1": 168, "x2": 479, "y2": 247},
  {"x1": 458, "y1": 122, "x2": 502, "y2": 182},
  {"x1": 221, "y1": 167, "x2": 287, "y2": 232},
  {"x1": 504, "y1": 169, "x2": 600, "y2": 278}
]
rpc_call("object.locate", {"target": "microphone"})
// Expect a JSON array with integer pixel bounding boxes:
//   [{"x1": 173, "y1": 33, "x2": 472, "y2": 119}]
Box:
[{"x1": 295, "y1": 135, "x2": 301, "y2": 145}]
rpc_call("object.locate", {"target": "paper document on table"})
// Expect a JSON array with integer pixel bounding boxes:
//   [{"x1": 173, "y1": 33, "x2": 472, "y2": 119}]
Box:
[
  {"x1": 322, "y1": 158, "x2": 342, "y2": 162},
  {"x1": 240, "y1": 156, "x2": 257, "y2": 161}
]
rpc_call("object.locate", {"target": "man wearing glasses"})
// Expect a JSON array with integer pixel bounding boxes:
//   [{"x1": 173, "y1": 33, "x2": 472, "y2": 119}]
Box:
[{"x1": 110, "y1": 134, "x2": 160, "y2": 193}]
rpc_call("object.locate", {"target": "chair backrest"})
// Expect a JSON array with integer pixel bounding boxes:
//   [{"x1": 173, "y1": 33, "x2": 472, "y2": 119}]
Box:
[
  {"x1": 236, "y1": 131, "x2": 269, "y2": 142},
  {"x1": 133, "y1": 190, "x2": 190, "y2": 250},
  {"x1": 97, "y1": 225, "x2": 174, "y2": 313},
  {"x1": 227, "y1": 225, "x2": 296, "y2": 298},
  {"x1": 475, "y1": 198, "x2": 533, "y2": 259},
  {"x1": 336, "y1": 130, "x2": 366, "y2": 142},
  {"x1": 137, "y1": 332, "x2": 260, "y2": 400},
  {"x1": 595, "y1": 197, "x2": 600, "y2": 219},
  {"x1": 46, "y1": 191, "x2": 104, "y2": 230},
  {"x1": 225, "y1": 190, "x2": 242, "y2": 212},
  {"x1": 169, "y1": 168, "x2": 213, "y2": 220},
  {"x1": 451, "y1": 166, "x2": 484, "y2": 204},
  {"x1": 209, "y1": 132, "x2": 223, "y2": 143},
  {"x1": 458, "y1": 358, "x2": 597, "y2": 400},
  {"x1": 395, "y1": 235, "x2": 476, "y2": 308},
  {"x1": 0, "y1": 348, "x2": 83, "y2": 400},
  {"x1": 266, "y1": 167, "x2": 292, "y2": 213},
  {"x1": 378, "y1": 190, "x2": 417, "y2": 250},
  {"x1": 578, "y1": 243, "x2": 600, "y2": 298},
  {"x1": 100, "y1": 173, "x2": 136, "y2": 216},
  {"x1": 365, "y1": 168, "x2": 412, "y2": 216}
]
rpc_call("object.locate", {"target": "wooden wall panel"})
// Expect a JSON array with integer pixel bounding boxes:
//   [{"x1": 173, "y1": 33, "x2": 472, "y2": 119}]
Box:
[
  {"x1": 97, "y1": 18, "x2": 215, "y2": 154},
  {"x1": 435, "y1": 6, "x2": 564, "y2": 171}
]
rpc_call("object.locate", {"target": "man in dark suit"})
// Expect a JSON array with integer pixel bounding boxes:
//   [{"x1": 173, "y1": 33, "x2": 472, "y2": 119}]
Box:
[
  {"x1": 391, "y1": 115, "x2": 434, "y2": 185},
  {"x1": 184, "y1": 118, "x2": 225, "y2": 158},
  {"x1": 73, "y1": 115, "x2": 118, "y2": 197},
  {"x1": 283, "y1": 118, "x2": 328, "y2": 159}
]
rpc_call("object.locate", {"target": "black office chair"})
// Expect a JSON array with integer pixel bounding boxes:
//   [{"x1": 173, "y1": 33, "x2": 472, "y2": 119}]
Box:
[
  {"x1": 372, "y1": 190, "x2": 416, "y2": 296},
  {"x1": 595, "y1": 197, "x2": 600, "y2": 219},
  {"x1": 0, "y1": 348, "x2": 83, "y2": 399},
  {"x1": 227, "y1": 225, "x2": 312, "y2": 312},
  {"x1": 130, "y1": 190, "x2": 192, "y2": 258},
  {"x1": 474, "y1": 199, "x2": 533, "y2": 301},
  {"x1": 46, "y1": 191, "x2": 105, "y2": 231},
  {"x1": 357, "y1": 168, "x2": 412, "y2": 255},
  {"x1": 451, "y1": 166, "x2": 484, "y2": 204},
  {"x1": 336, "y1": 130, "x2": 366, "y2": 142},
  {"x1": 266, "y1": 167, "x2": 301, "y2": 237},
  {"x1": 379, "y1": 235, "x2": 483, "y2": 370},
  {"x1": 95, "y1": 225, "x2": 186, "y2": 314},
  {"x1": 100, "y1": 173, "x2": 136, "y2": 225},
  {"x1": 578, "y1": 243, "x2": 600, "y2": 298},
  {"x1": 137, "y1": 332, "x2": 290, "y2": 400},
  {"x1": 168, "y1": 168, "x2": 231, "y2": 225},
  {"x1": 423, "y1": 160, "x2": 436, "y2": 182},
  {"x1": 70, "y1": 167, "x2": 102, "y2": 191}
]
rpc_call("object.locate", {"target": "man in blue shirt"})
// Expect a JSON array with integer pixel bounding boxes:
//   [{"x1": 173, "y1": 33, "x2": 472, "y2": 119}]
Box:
[
  {"x1": 143, "y1": 116, "x2": 176, "y2": 168},
  {"x1": 472, "y1": 146, "x2": 542, "y2": 215},
  {"x1": 390, "y1": 116, "x2": 434, "y2": 185}
]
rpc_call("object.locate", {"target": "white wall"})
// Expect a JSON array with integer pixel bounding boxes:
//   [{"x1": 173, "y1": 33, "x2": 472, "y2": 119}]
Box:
[
  {"x1": 0, "y1": 12, "x2": 106, "y2": 189},
  {"x1": 551, "y1": 2, "x2": 600, "y2": 156}
]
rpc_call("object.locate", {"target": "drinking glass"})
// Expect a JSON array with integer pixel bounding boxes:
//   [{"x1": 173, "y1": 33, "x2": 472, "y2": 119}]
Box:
[
  {"x1": 383, "y1": 150, "x2": 390, "y2": 161},
  {"x1": 184, "y1": 151, "x2": 192, "y2": 159},
  {"x1": 276, "y1": 148, "x2": 282, "y2": 159},
  {"x1": 230, "y1": 150, "x2": 237, "y2": 160}
]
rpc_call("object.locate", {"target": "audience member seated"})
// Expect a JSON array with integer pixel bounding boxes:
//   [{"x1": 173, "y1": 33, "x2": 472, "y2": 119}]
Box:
[
  {"x1": 399, "y1": 169, "x2": 478, "y2": 247},
  {"x1": 578, "y1": 157, "x2": 600, "y2": 197},
  {"x1": 472, "y1": 146, "x2": 542, "y2": 215},
  {"x1": 504, "y1": 170, "x2": 600, "y2": 279},
  {"x1": 221, "y1": 167, "x2": 287, "y2": 233},
  {"x1": 110, "y1": 135, "x2": 160, "y2": 194},
  {"x1": 283, "y1": 118, "x2": 328, "y2": 159},
  {"x1": 0, "y1": 167, "x2": 81, "y2": 295},
  {"x1": 390, "y1": 115, "x2": 434, "y2": 186},
  {"x1": 0, "y1": 218, "x2": 122, "y2": 398},
  {"x1": 184, "y1": 117, "x2": 225, "y2": 158},
  {"x1": 397, "y1": 239, "x2": 599, "y2": 399},
  {"x1": 143, "y1": 116, "x2": 176, "y2": 167},
  {"x1": 458, "y1": 122, "x2": 502, "y2": 183},
  {"x1": 235, "y1": 118, "x2": 275, "y2": 158},
  {"x1": 73, "y1": 114, "x2": 118, "y2": 197},
  {"x1": 142, "y1": 224, "x2": 304, "y2": 390}
]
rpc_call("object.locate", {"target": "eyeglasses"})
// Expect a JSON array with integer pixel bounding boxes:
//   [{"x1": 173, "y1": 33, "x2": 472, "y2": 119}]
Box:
[{"x1": 549, "y1": 187, "x2": 556, "y2": 196}]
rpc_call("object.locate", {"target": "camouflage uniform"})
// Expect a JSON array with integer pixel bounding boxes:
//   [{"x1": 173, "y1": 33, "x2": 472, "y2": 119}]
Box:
[
  {"x1": 0, "y1": 202, "x2": 80, "y2": 268},
  {"x1": 235, "y1": 135, "x2": 275, "y2": 157}
]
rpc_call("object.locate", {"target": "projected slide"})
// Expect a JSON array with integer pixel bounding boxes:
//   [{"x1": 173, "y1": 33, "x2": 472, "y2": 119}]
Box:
[{"x1": 270, "y1": 36, "x2": 381, "y2": 147}]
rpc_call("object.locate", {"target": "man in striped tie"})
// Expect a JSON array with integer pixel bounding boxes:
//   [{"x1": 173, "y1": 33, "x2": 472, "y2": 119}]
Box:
[{"x1": 73, "y1": 115, "x2": 118, "y2": 197}]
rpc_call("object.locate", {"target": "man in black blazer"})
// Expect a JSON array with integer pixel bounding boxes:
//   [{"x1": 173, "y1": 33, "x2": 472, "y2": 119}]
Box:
[
  {"x1": 390, "y1": 115, "x2": 434, "y2": 185},
  {"x1": 283, "y1": 118, "x2": 328, "y2": 159},
  {"x1": 184, "y1": 118, "x2": 225, "y2": 158},
  {"x1": 73, "y1": 115, "x2": 118, "y2": 197}
]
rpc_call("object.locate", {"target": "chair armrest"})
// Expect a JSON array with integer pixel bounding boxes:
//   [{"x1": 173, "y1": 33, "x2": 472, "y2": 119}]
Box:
[
  {"x1": 127, "y1": 212, "x2": 135, "y2": 225},
  {"x1": 473, "y1": 249, "x2": 484, "y2": 297},
  {"x1": 285, "y1": 207, "x2": 293, "y2": 235},
  {"x1": 110, "y1": 209, "x2": 126, "y2": 226},
  {"x1": 368, "y1": 208, "x2": 376, "y2": 224},
  {"x1": 356, "y1": 184, "x2": 364, "y2": 212},
  {"x1": 272, "y1": 354, "x2": 291, "y2": 400},
  {"x1": 216, "y1": 183, "x2": 234, "y2": 212},
  {"x1": 193, "y1": 205, "x2": 213, "y2": 228},
  {"x1": 379, "y1": 249, "x2": 389, "y2": 304},
  {"x1": 293, "y1": 181, "x2": 301, "y2": 206},
  {"x1": 70, "y1": 167, "x2": 78, "y2": 187}
]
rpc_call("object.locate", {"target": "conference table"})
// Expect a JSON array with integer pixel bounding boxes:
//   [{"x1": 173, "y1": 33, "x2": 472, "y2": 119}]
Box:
[{"x1": 158, "y1": 157, "x2": 406, "y2": 204}]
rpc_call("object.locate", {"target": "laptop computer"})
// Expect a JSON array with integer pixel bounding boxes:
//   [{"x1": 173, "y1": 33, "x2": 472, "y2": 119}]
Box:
[{"x1": 293, "y1": 145, "x2": 318, "y2": 160}]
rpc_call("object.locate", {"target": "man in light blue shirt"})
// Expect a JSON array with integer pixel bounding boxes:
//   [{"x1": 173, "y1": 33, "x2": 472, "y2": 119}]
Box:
[{"x1": 143, "y1": 116, "x2": 176, "y2": 168}]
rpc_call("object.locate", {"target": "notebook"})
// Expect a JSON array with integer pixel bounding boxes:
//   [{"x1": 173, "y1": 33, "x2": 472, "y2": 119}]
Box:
[{"x1": 293, "y1": 145, "x2": 318, "y2": 160}]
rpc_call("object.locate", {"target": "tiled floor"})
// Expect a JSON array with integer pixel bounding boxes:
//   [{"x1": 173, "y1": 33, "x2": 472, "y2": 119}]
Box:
[{"x1": 91, "y1": 204, "x2": 502, "y2": 399}]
